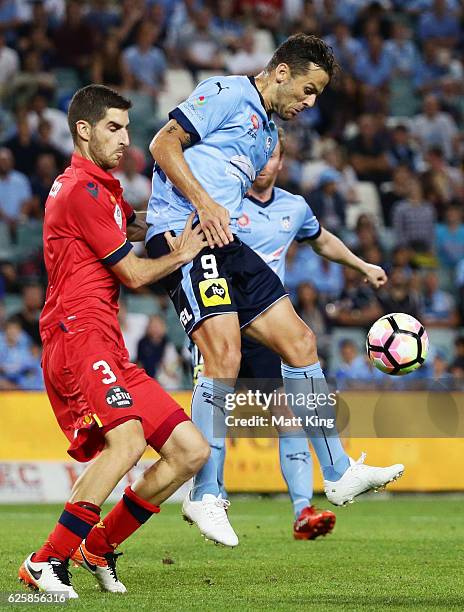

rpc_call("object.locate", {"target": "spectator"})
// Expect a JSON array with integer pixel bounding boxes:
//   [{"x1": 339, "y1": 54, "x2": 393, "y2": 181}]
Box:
[
  {"x1": 307, "y1": 168, "x2": 346, "y2": 235},
  {"x1": 285, "y1": 242, "x2": 316, "y2": 302},
  {"x1": 85, "y1": 0, "x2": 120, "y2": 37},
  {"x1": 0, "y1": 318, "x2": 38, "y2": 390},
  {"x1": 27, "y1": 92, "x2": 73, "y2": 157},
  {"x1": 0, "y1": 31, "x2": 19, "y2": 93},
  {"x1": 387, "y1": 125, "x2": 419, "y2": 172},
  {"x1": 91, "y1": 30, "x2": 126, "y2": 89},
  {"x1": 350, "y1": 214, "x2": 384, "y2": 261},
  {"x1": 0, "y1": 147, "x2": 34, "y2": 237},
  {"x1": 51, "y1": 0, "x2": 98, "y2": 73},
  {"x1": 413, "y1": 39, "x2": 452, "y2": 95},
  {"x1": 302, "y1": 251, "x2": 345, "y2": 301},
  {"x1": 295, "y1": 282, "x2": 330, "y2": 359},
  {"x1": 118, "y1": 299, "x2": 149, "y2": 362},
  {"x1": 346, "y1": 113, "x2": 392, "y2": 185},
  {"x1": 392, "y1": 178, "x2": 436, "y2": 252},
  {"x1": 412, "y1": 94, "x2": 459, "y2": 162},
  {"x1": 114, "y1": 147, "x2": 151, "y2": 211},
  {"x1": 30, "y1": 153, "x2": 57, "y2": 212},
  {"x1": 10, "y1": 48, "x2": 56, "y2": 103},
  {"x1": 353, "y1": 33, "x2": 393, "y2": 111},
  {"x1": 377, "y1": 267, "x2": 421, "y2": 319},
  {"x1": 334, "y1": 338, "x2": 381, "y2": 389},
  {"x1": 421, "y1": 269, "x2": 459, "y2": 328},
  {"x1": 15, "y1": 283, "x2": 44, "y2": 346},
  {"x1": 122, "y1": 22, "x2": 167, "y2": 100},
  {"x1": 324, "y1": 20, "x2": 362, "y2": 73},
  {"x1": 179, "y1": 7, "x2": 225, "y2": 78},
  {"x1": 384, "y1": 21, "x2": 420, "y2": 78},
  {"x1": 326, "y1": 266, "x2": 382, "y2": 328},
  {"x1": 456, "y1": 259, "x2": 464, "y2": 323},
  {"x1": 421, "y1": 146, "x2": 464, "y2": 218},
  {"x1": 435, "y1": 205, "x2": 464, "y2": 270},
  {"x1": 34, "y1": 119, "x2": 66, "y2": 169},
  {"x1": 418, "y1": 0, "x2": 460, "y2": 50},
  {"x1": 211, "y1": 0, "x2": 243, "y2": 50},
  {"x1": 225, "y1": 27, "x2": 271, "y2": 76},
  {"x1": 4, "y1": 115, "x2": 42, "y2": 176},
  {"x1": 137, "y1": 315, "x2": 181, "y2": 390},
  {"x1": 380, "y1": 164, "x2": 414, "y2": 227}
]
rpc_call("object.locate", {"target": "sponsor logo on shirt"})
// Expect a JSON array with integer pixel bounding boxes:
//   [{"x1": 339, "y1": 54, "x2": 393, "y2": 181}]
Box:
[
  {"x1": 114, "y1": 204, "x2": 123, "y2": 229},
  {"x1": 185, "y1": 100, "x2": 205, "y2": 120},
  {"x1": 246, "y1": 114, "x2": 260, "y2": 140},
  {"x1": 49, "y1": 180, "x2": 62, "y2": 198},
  {"x1": 194, "y1": 95, "x2": 207, "y2": 107},
  {"x1": 280, "y1": 215, "x2": 291, "y2": 231},
  {"x1": 238, "y1": 213, "x2": 250, "y2": 227},
  {"x1": 199, "y1": 278, "x2": 231, "y2": 307},
  {"x1": 105, "y1": 386, "x2": 133, "y2": 408}
]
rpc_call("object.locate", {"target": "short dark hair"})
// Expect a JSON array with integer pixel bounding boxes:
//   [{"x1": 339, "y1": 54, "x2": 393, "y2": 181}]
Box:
[
  {"x1": 67, "y1": 84, "x2": 132, "y2": 143},
  {"x1": 266, "y1": 33, "x2": 337, "y2": 79}
]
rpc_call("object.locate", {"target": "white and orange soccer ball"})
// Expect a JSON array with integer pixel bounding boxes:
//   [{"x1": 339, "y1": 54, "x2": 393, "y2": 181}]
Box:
[{"x1": 366, "y1": 313, "x2": 429, "y2": 376}]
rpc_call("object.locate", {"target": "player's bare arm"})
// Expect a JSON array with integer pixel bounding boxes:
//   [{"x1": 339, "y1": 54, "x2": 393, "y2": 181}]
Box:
[
  {"x1": 126, "y1": 211, "x2": 147, "y2": 242},
  {"x1": 149, "y1": 119, "x2": 233, "y2": 249},
  {"x1": 112, "y1": 213, "x2": 207, "y2": 289},
  {"x1": 310, "y1": 227, "x2": 387, "y2": 289}
]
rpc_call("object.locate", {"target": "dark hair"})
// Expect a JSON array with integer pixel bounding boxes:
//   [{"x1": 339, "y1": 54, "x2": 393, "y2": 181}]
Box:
[
  {"x1": 67, "y1": 84, "x2": 131, "y2": 143},
  {"x1": 266, "y1": 33, "x2": 337, "y2": 79}
]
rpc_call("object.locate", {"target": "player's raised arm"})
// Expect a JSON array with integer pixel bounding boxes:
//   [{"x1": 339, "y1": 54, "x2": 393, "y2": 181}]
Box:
[
  {"x1": 310, "y1": 227, "x2": 388, "y2": 288},
  {"x1": 150, "y1": 119, "x2": 233, "y2": 249},
  {"x1": 111, "y1": 213, "x2": 207, "y2": 289}
]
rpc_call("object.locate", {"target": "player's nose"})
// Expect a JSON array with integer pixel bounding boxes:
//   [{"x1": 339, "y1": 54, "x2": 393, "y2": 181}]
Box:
[
  {"x1": 120, "y1": 129, "x2": 130, "y2": 147},
  {"x1": 303, "y1": 94, "x2": 317, "y2": 108}
]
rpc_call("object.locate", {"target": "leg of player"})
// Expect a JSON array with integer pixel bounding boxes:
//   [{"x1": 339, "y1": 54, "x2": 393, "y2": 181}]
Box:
[
  {"x1": 19, "y1": 420, "x2": 147, "y2": 598},
  {"x1": 182, "y1": 314, "x2": 241, "y2": 547},
  {"x1": 244, "y1": 297, "x2": 404, "y2": 507},
  {"x1": 74, "y1": 420, "x2": 209, "y2": 592}
]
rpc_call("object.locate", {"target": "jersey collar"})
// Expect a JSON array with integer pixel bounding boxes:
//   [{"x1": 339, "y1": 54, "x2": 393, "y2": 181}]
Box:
[
  {"x1": 246, "y1": 189, "x2": 275, "y2": 208},
  {"x1": 247, "y1": 76, "x2": 270, "y2": 118},
  {"x1": 71, "y1": 153, "x2": 123, "y2": 196}
]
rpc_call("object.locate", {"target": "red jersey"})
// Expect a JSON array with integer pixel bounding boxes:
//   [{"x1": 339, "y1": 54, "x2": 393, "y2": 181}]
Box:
[{"x1": 40, "y1": 154, "x2": 135, "y2": 344}]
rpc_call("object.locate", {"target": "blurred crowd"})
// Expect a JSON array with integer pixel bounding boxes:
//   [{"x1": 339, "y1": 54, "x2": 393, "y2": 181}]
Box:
[{"x1": 0, "y1": 0, "x2": 463, "y2": 390}]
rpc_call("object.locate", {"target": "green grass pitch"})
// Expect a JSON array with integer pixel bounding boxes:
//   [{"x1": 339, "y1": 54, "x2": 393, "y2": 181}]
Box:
[{"x1": 1, "y1": 496, "x2": 464, "y2": 611}]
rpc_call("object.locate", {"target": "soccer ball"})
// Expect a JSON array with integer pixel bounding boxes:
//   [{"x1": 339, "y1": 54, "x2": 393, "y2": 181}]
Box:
[{"x1": 366, "y1": 313, "x2": 429, "y2": 375}]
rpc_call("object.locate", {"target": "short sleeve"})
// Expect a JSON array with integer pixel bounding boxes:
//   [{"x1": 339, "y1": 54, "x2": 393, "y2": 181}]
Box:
[
  {"x1": 295, "y1": 199, "x2": 321, "y2": 242},
  {"x1": 121, "y1": 197, "x2": 136, "y2": 224},
  {"x1": 169, "y1": 77, "x2": 242, "y2": 144},
  {"x1": 71, "y1": 183, "x2": 132, "y2": 266}
]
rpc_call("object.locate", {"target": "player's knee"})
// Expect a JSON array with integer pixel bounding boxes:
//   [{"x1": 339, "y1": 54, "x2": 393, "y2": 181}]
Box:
[{"x1": 286, "y1": 325, "x2": 318, "y2": 366}]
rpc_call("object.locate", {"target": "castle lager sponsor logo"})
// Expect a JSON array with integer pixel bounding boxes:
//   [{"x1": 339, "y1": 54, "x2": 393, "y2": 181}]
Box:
[{"x1": 106, "y1": 386, "x2": 133, "y2": 408}]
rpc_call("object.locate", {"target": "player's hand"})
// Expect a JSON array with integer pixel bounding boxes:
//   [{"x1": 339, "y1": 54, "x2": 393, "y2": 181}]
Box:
[
  {"x1": 362, "y1": 263, "x2": 388, "y2": 289},
  {"x1": 196, "y1": 197, "x2": 233, "y2": 249},
  {"x1": 164, "y1": 213, "x2": 208, "y2": 264}
]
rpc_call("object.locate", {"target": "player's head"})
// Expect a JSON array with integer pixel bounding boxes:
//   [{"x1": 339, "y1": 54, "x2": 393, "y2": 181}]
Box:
[
  {"x1": 68, "y1": 84, "x2": 132, "y2": 170},
  {"x1": 263, "y1": 34, "x2": 336, "y2": 120},
  {"x1": 252, "y1": 127, "x2": 285, "y2": 192}
]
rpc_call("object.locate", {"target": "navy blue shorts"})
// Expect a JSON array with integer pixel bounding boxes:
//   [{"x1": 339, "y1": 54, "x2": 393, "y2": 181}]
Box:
[{"x1": 146, "y1": 234, "x2": 287, "y2": 336}]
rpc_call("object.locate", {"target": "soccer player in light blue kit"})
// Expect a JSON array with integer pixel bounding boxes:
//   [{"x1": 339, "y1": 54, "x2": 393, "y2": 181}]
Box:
[
  {"x1": 192, "y1": 127, "x2": 337, "y2": 540},
  {"x1": 146, "y1": 34, "x2": 404, "y2": 547}
]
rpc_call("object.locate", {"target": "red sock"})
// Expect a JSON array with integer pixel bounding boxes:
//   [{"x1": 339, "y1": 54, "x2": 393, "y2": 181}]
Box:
[
  {"x1": 85, "y1": 486, "x2": 160, "y2": 556},
  {"x1": 33, "y1": 501, "x2": 101, "y2": 562}
]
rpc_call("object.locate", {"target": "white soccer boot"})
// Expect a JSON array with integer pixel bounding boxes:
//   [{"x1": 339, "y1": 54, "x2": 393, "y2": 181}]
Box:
[
  {"x1": 72, "y1": 542, "x2": 127, "y2": 593},
  {"x1": 324, "y1": 453, "x2": 404, "y2": 506},
  {"x1": 18, "y1": 553, "x2": 79, "y2": 599},
  {"x1": 182, "y1": 493, "x2": 239, "y2": 547}
]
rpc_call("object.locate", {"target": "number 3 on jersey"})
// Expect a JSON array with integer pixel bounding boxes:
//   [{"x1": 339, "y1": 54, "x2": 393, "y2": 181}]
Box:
[{"x1": 93, "y1": 360, "x2": 117, "y2": 384}]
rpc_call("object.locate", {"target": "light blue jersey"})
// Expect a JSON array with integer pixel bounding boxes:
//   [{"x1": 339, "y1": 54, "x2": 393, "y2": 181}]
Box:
[
  {"x1": 236, "y1": 187, "x2": 321, "y2": 283},
  {"x1": 146, "y1": 75, "x2": 278, "y2": 241}
]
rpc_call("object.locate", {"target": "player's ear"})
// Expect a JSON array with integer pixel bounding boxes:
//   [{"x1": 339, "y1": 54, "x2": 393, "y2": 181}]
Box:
[
  {"x1": 275, "y1": 63, "x2": 290, "y2": 84},
  {"x1": 76, "y1": 120, "x2": 91, "y2": 142}
]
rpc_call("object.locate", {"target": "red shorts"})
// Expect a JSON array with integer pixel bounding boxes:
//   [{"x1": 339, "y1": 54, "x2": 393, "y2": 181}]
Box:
[{"x1": 42, "y1": 325, "x2": 189, "y2": 462}]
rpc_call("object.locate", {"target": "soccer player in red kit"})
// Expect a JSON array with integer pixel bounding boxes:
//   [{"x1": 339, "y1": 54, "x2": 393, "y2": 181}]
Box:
[{"x1": 18, "y1": 85, "x2": 210, "y2": 598}]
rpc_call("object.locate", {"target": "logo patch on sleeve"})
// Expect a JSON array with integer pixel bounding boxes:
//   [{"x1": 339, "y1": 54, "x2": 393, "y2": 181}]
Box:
[
  {"x1": 199, "y1": 278, "x2": 231, "y2": 307},
  {"x1": 105, "y1": 386, "x2": 133, "y2": 408},
  {"x1": 86, "y1": 182, "x2": 99, "y2": 198}
]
